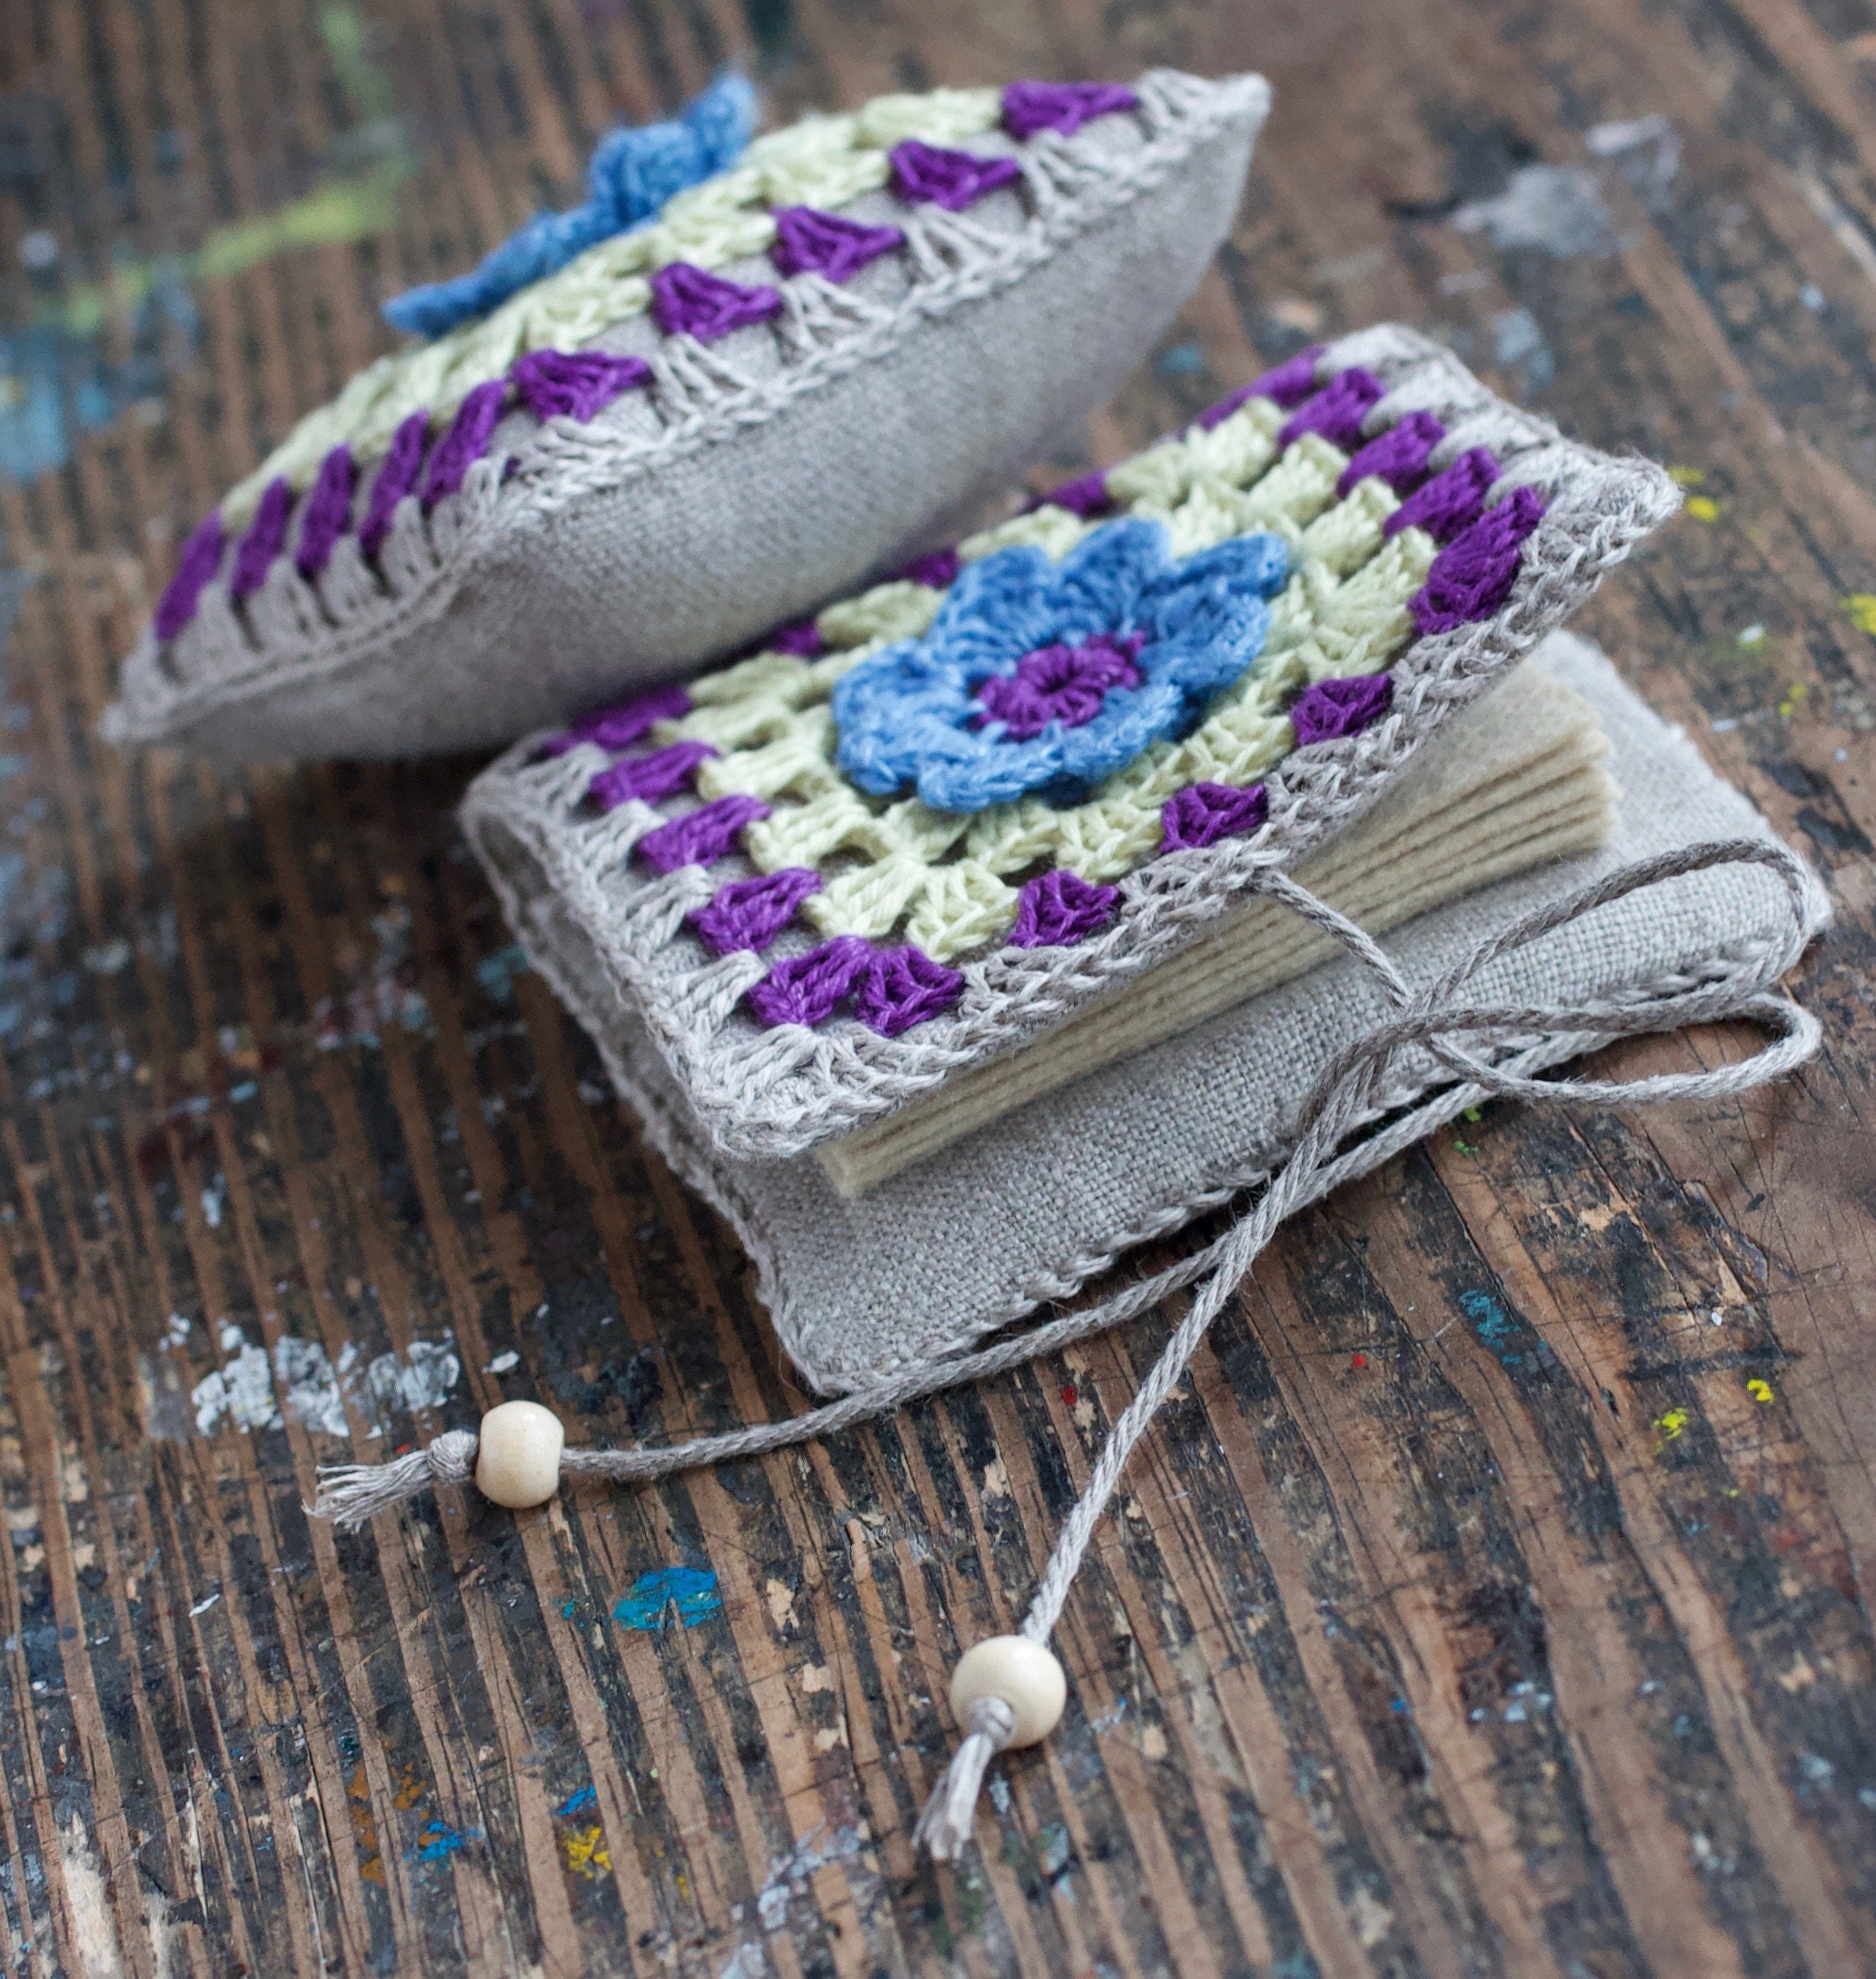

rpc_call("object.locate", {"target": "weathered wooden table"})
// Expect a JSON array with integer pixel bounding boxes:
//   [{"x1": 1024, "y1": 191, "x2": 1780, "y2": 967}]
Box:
[{"x1": 2, "y1": 0, "x2": 1874, "y2": 1972}]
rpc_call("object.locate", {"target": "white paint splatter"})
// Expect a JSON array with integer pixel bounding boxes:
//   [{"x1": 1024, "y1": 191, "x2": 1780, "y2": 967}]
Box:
[
  {"x1": 1585, "y1": 113, "x2": 1679, "y2": 212},
  {"x1": 484, "y1": 1349, "x2": 519, "y2": 1375},
  {"x1": 200, "y1": 1177, "x2": 224, "y2": 1229},
  {"x1": 1449, "y1": 117, "x2": 1676, "y2": 260},
  {"x1": 1491, "y1": 307, "x2": 1553, "y2": 392},
  {"x1": 186, "y1": 1327, "x2": 462, "y2": 1437},
  {"x1": 193, "y1": 1338, "x2": 278, "y2": 1434},
  {"x1": 365, "y1": 1338, "x2": 461, "y2": 1414},
  {"x1": 55, "y1": 1811, "x2": 125, "y2": 1977},
  {"x1": 753, "y1": 1823, "x2": 866, "y2": 1931},
  {"x1": 82, "y1": 937, "x2": 131, "y2": 975},
  {"x1": 273, "y1": 1337, "x2": 347, "y2": 1435},
  {"x1": 1452, "y1": 164, "x2": 1613, "y2": 257}
]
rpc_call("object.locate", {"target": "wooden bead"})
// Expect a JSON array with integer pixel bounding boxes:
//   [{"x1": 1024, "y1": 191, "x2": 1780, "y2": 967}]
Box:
[
  {"x1": 949, "y1": 1636, "x2": 1067, "y2": 1748},
  {"x1": 473, "y1": 1400, "x2": 564, "y2": 1509}
]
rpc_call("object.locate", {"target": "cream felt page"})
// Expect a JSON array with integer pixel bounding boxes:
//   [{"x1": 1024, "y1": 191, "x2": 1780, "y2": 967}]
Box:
[{"x1": 819, "y1": 662, "x2": 1615, "y2": 1192}]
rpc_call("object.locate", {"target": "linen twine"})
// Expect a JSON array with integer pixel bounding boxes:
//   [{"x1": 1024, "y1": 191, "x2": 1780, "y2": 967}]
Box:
[{"x1": 309, "y1": 834, "x2": 1821, "y2": 1857}]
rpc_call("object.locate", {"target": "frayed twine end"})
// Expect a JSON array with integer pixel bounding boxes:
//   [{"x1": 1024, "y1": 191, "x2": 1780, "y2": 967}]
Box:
[
  {"x1": 913, "y1": 1696, "x2": 1015, "y2": 1861},
  {"x1": 308, "y1": 1427, "x2": 478, "y2": 1529}
]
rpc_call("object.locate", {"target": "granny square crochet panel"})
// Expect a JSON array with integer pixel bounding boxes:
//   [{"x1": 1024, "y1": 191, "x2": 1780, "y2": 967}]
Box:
[
  {"x1": 105, "y1": 69, "x2": 1270, "y2": 760},
  {"x1": 462, "y1": 324, "x2": 1680, "y2": 1159}
]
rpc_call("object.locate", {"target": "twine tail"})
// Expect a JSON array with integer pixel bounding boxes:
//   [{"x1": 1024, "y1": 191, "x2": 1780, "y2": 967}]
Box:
[
  {"x1": 913, "y1": 1698, "x2": 1015, "y2": 1862},
  {"x1": 308, "y1": 1427, "x2": 479, "y2": 1528}
]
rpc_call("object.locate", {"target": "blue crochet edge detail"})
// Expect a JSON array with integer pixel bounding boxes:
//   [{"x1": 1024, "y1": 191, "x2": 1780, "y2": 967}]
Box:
[{"x1": 382, "y1": 72, "x2": 759, "y2": 341}]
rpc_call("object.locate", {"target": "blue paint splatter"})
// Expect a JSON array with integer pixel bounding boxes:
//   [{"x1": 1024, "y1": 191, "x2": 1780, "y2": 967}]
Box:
[
  {"x1": 555, "y1": 1785, "x2": 597, "y2": 1817},
  {"x1": 1155, "y1": 340, "x2": 1206, "y2": 376},
  {"x1": 0, "y1": 283, "x2": 198, "y2": 483},
  {"x1": 613, "y1": 1566, "x2": 722, "y2": 1631},
  {"x1": 1460, "y1": 1289, "x2": 1522, "y2": 1366},
  {"x1": 411, "y1": 1818, "x2": 479, "y2": 1862},
  {"x1": 1459, "y1": 1288, "x2": 1555, "y2": 1371},
  {"x1": 475, "y1": 942, "x2": 531, "y2": 1005}
]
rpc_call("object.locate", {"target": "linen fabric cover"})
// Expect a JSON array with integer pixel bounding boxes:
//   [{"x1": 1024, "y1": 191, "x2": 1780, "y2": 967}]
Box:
[{"x1": 517, "y1": 632, "x2": 1828, "y2": 1394}]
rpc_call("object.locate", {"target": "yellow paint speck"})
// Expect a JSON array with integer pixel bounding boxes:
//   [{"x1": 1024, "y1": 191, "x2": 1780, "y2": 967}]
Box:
[
  {"x1": 564, "y1": 1824, "x2": 610, "y2": 1880},
  {"x1": 1654, "y1": 1407, "x2": 1692, "y2": 1443},
  {"x1": 1669, "y1": 464, "x2": 1706, "y2": 486},
  {"x1": 1684, "y1": 494, "x2": 1722, "y2": 522},
  {"x1": 1746, "y1": 1377, "x2": 1774, "y2": 1405},
  {"x1": 1842, "y1": 595, "x2": 1876, "y2": 636},
  {"x1": 1778, "y1": 681, "x2": 1809, "y2": 720}
]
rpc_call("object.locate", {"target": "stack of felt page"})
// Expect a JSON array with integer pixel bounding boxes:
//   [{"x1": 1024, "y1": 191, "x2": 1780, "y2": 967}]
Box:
[{"x1": 462, "y1": 327, "x2": 1824, "y2": 1396}]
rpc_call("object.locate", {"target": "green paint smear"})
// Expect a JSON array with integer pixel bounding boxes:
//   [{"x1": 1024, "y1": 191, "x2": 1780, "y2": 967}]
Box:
[
  {"x1": 47, "y1": 154, "x2": 412, "y2": 341},
  {"x1": 321, "y1": 1, "x2": 401, "y2": 124},
  {"x1": 38, "y1": 3, "x2": 412, "y2": 342}
]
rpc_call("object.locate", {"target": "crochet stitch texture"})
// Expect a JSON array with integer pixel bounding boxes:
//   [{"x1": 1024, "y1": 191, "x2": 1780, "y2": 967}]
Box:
[
  {"x1": 831, "y1": 521, "x2": 1289, "y2": 810},
  {"x1": 109, "y1": 67, "x2": 1269, "y2": 759},
  {"x1": 207, "y1": 79, "x2": 1141, "y2": 533},
  {"x1": 461, "y1": 323, "x2": 1682, "y2": 1158}
]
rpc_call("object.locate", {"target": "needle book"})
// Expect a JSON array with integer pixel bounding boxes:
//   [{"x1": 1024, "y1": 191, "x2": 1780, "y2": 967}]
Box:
[{"x1": 462, "y1": 323, "x2": 1681, "y2": 1170}]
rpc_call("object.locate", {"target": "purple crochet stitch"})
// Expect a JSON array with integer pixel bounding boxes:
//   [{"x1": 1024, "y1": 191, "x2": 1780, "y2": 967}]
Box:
[
  {"x1": 1278, "y1": 367, "x2": 1385, "y2": 451},
  {"x1": 541, "y1": 682, "x2": 691, "y2": 757},
  {"x1": 1161, "y1": 780, "x2": 1268, "y2": 851},
  {"x1": 422, "y1": 380, "x2": 509, "y2": 506},
  {"x1": 888, "y1": 547, "x2": 962, "y2": 590},
  {"x1": 689, "y1": 868, "x2": 823, "y2": 955},
  {"x1": 1384, "y1": 446, "x2": 1501, "y2": 543},
  {"x1": 359, "y1": 411, "x2": 430, "y2": 561},
  {"x1": 770, "y1": 620, "x2": 825, "y2": 659},
  {"x1": 230, "y1": 477, "x2": 292, "y2": 602},
  {"x1": 154, "y1": 512, "x2": 225, "y2": 641},
  {"x1": 1290, "y1": 672, "x2": 1393, "y2": 747},
  {"x1": 294, "y1": 445, "x2": 357, "y2": 581},
  {"x1": 1198, "y1": 344, "x2": 1324, "y2": 431},
  {"x1": 888, "y1": 140, "x2": 1022, "y2": 212},
  {"x1": 1008, "y1": 868, "x2": 1122, "y2": 948},
  {"x1": 1337, "y1": 411, "x2": 1445, "y2": 499},
  {"x1": 635, "y1": 793, "x2": 770, "y2": 874},
  {"x1": 853, "y1": 945, "x2": 965, "y2": 1036},
  {"x1": 769, "y1": 205, "x2": 905, "y2": 283},
  {"x1": 589, "y1": 741, "x2": 718, "y2": 810},
  {"x1": 1410, "y1": 486, "x2": 1546, "y2": 636},
  {"x1": 1038, "y1": 470, "x2": 1114, "y2": 518},
  {"x1": 1001, "y1": 80, "x2": 1139, "y2": 141},
  {"x1": 510, "y1": 348, "x2": 650, "y2": 423},
  {"x1": 650, "y1": 262, "x2": 783, "y2": 341},
  {"x1": 746, "y1": 936, "x2": 871, "y2": 1027},
  {"x1": 974, "y1": 632, "x2": 1144, "y2": 739}
]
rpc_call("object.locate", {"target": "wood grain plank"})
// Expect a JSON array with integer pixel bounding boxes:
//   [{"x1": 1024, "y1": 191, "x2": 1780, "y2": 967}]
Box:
[{"x1": 1, "y1": 0, "x2": 1874, "y2": 1971}]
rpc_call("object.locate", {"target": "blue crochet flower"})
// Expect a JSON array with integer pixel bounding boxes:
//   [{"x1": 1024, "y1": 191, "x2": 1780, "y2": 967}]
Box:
[{"x1": 831, "y1": 519, "x2": 1290, "y2": 812}]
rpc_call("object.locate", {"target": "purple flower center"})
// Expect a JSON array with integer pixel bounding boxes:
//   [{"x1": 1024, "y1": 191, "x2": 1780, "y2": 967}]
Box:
[{"x1": 974, "y1": 632, "x2": 1144, "y2": 739}]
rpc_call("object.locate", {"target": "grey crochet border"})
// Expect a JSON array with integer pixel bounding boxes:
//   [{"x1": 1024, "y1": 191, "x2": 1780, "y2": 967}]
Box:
[
  {"x1": 462, "y1": 325, "x2": 1682, "y2": 1160},
  {"x1": 104, "y1": 68, "x2": 1267, "y2": 746}
]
